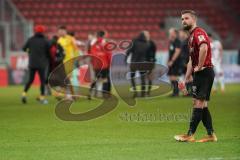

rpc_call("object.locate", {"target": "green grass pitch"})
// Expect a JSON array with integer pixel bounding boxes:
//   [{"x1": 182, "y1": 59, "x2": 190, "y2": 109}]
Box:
[{"x1": 0, "y1": 84, "x2": 240, "y2": 160}]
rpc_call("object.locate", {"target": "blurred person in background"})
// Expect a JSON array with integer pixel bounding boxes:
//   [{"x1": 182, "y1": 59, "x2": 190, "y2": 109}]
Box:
[
  {"x1": 49, "y1": 36, "x2": 65, "y2": 72},
  {"x1": 86, "y1": 32, "x2": 97, "y2": 54},
  {"x1": 68, "y1": 31, "x2": 84, "y2": 55},
  {"x1": 167, "y1": 28, "x2": 182, "y2": 97},
  {"x1": 179, "y1": 29, "x2": 192, "y2": 96},
  {"x1": 57, "y1": 26, "x2": 78, "y2": 99},
  {"x1": 48, "y1": 35, "x2": 66, "y2": 100},
  {"x1": 67, "y1": 31, "x2": 82, "y2": 92},
  {"x1": 126, "y1": 31, "x2": 155, "y2": 97},
  {"x1": 88, "y1": 30, "x2": 112, "y2": 99},
  {"x1": 57, "y1": 27, "x2": 78, "y2": 63},
  {"x1": 208, "y1": 33, "x2": 225, "y2": 93},
  {"x1": 86, "y1": 32, "x2": 97, "y2": 98},
  {"x1": 21, "y1": 25, "x2": 50, "y2": 104}
]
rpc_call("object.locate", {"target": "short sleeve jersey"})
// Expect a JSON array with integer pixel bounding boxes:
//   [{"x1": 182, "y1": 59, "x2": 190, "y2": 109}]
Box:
[{"x1": 188, "y1": 27, "x2": 213, "y2": 68}]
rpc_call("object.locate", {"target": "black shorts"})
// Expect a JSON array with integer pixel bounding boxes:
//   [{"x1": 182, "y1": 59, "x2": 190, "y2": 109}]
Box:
[
  {"x1": 95, "y1": 69, "x2": 109, "y2": 79},
  {"x1": 192, "y1": 67, "x2": 215, "y2": 101},
  {"x1": 167, "y1": 63, "x2": 182, "y2": 76}
]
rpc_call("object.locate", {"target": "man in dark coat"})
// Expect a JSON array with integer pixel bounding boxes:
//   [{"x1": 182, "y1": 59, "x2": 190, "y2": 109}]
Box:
[
  {"x1": 21, "y1": 25, "x2": 50, "y2": 104},
  {"x1": 126, "y1": 31, "x2": 156, "y2": 97},
  {"x1": 167, "y1": 28, "x2": 182, "y2": 97}
]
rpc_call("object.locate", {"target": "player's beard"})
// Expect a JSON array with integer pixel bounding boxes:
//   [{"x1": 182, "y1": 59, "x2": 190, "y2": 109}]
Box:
[{"x1": 183, "y1": 24, "x2": 192, "y2": 31}]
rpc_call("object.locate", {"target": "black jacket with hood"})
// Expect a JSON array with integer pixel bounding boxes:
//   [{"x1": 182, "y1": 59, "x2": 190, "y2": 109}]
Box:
[
  {"x1": 126, "y1": 33, "x2": 156, "y2": 63},
  {"x1": 23, "y1": 33, "x2": 50, "y2": 69}
]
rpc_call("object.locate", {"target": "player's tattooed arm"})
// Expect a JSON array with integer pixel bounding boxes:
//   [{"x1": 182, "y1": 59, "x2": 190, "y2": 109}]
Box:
[{"x1": 196, "y1": 43, "x2": 208, "y2": 72}]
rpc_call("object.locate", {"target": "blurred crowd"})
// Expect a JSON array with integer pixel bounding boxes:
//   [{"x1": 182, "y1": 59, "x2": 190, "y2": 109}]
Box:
[{"x1": 20, "y1": 24, "x2": 224, "y2": 104}]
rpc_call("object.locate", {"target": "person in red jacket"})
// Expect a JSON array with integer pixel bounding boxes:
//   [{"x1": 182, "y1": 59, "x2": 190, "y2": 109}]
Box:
[{"x1": 88, "y1": 31, "x2": 112, "y2": 99}]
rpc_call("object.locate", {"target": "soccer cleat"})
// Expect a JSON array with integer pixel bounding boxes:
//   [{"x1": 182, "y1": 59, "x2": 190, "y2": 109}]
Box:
[
  {"x1": 174, "y1": 134, "x2": 195, "y2": 142},
  {"x1": 21, "y1": 92, "x2": 27, "y2": 104},
  {"x1": 40, "y1": 99, "x2": 48, "y2": 105},
  {"x1": 38, "y1": 96, "x2": 48, "y2": 105},
  {"x1": 21, "y1": 96, "x2": 27, "y2": 104},
  {"x1": 196, "y1": 133, "x2": 217, "y2": 143}
]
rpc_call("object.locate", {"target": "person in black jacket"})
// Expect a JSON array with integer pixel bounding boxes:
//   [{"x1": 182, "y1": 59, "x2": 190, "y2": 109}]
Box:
[
  {"x1": 179, "y1": 29, "x2": 192, "y2": 96},
  {"x1": 167, "y1": 28, "x2": 182, "y2": 97},
  {"x1": 126, "y1": 31, "x2": 156, "y2": 97},
  {"x1": 21, "y1": 25, "x2": 50, "y2": 104}
]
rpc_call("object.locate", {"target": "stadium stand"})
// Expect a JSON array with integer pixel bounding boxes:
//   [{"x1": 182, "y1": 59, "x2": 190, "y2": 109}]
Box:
[{"x1": 11, "y1": 0, "x2": 240, "y2": 49}]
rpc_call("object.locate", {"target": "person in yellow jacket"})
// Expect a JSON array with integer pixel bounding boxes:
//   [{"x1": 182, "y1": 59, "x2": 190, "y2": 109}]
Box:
[
  {"x1": 58, "y1": 26, "x2": 79, "y2": 73},
  {"x1": 57, "y1": 26, "x2": 79, "y2": 99}
]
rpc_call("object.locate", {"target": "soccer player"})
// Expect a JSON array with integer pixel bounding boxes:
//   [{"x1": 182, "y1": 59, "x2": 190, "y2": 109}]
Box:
[
  {"x1": 57, "y1": 26, "x2": 78, "y2": 99},
  {"x1": 167, "y1": 28, "x2": 182, "y2": 97},
  {"x1": 58, "y1": 26, "x2": 78, "y2": 72},
  {"x1": 174, "y1": 10, "x2": 217, "y2": 142},
  {"x1": 208, "y1": 33, "x2": 225, "y2": 93},
  {"x1": 88, "y1": 30, "x2": 112, "y2": 99}
]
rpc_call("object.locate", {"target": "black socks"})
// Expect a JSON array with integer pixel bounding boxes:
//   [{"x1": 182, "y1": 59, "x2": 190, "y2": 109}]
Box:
[
  {"x1": 188, "y1": 108, "x2": 203, "y2": 136},
  {"x1": 187, "y1": 107, "x2": 214, "y2": 136},
  {"x1": 171, "y1": 80, "x2": 179, "y2": 96},
  {"x1": 202, "y1": 107, "x2": 214, "y2": 135}
]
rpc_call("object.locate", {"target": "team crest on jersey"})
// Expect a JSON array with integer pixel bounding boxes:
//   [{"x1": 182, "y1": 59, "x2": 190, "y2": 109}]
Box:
[{"x1": 198, "y1": 35, "x2": 205, "y2": 42}]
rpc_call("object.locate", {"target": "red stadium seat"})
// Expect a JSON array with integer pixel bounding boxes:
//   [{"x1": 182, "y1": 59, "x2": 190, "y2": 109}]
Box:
[{"x1": 11, "y1": 0, "x2": 240, "y2": 47}]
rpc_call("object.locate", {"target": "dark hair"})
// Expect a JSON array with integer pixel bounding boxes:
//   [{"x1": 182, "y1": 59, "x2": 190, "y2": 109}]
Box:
[
  {"x1": 181, "y1": 10, "x2": 197, "y2": 18},
  {"x1": 137, "y1": 32, "x2": 147, "y2": 41},
  {"x1": 68, "y1": 31, "x2": 75, "y2": 36},
  {"x1": 58, "y1": 25, "x2": 67, "y2": 30},
  {"x1": 97, "y1": 30, "x2": 105, "y2": 38},
  {"x1": 52, "y1": 35, "x2": 58, "y2": 39},
  {"x1": 51, "y1": 35, "x2": 59, "y2": 44}
]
